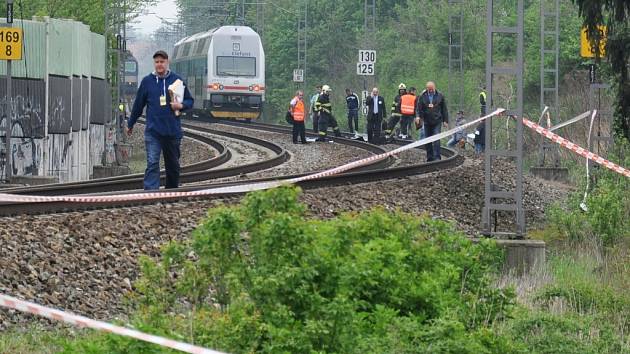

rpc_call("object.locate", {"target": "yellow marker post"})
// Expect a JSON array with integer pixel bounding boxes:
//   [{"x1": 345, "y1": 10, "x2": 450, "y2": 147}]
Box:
[
  {"x1": 0, "y1": 27, "x2": 22, "y2": 60},
  {"x1": 580, "y1": 26, "x2": 607, "y2": 58}
]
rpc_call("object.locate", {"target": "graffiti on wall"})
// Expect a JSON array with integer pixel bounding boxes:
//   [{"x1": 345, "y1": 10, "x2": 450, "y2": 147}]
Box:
[
  {"x1": 0, "y1": 78, "x2": 46, "y2": 138},
  {"x1": 47, "y1": 133, "x2": 73, "y2": 183},
  {"x1": 89, "y1": 124, "x2": 105, "y2": 170},
  {"x1": 0, "y1": 94, "x2": 45, "y2": 176},
  {"x1": 82, "y1": 77, "x2": 90, "y2": 130},
  {"x1": 48, "y1": 76, "x2": 72, "y2": 134},
  {"x1": 104, "y1": 125, "x2": 116, "y2": 165}
]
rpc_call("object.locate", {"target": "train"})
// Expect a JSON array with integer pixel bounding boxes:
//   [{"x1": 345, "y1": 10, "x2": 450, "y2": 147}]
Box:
[
  {"x1": 122, "y1": 50, "x2": 139, "y2": 103},
  {"x1": 171, "y1": 26, "x2": 265, "y2": 121}
]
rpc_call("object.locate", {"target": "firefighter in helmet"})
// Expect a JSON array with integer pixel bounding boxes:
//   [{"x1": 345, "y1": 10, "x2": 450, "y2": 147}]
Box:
[
  {"x1": 314, "y1": 85, "x2": 341, "y2": 141},
  {"x1": 385, "y1": 83, "x2": 408, "y2": 139}
]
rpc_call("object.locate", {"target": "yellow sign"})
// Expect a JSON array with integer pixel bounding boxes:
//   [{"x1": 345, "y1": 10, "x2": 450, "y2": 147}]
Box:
[
  {"x1": 0, "y1": 28, "x2": 22, "y2": 60},
  {"x1": 580, "y1": 26, "x2": 607, "y2": 58}
]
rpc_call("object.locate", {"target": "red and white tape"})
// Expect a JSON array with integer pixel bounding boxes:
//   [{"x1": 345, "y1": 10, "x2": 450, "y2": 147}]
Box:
[
  {"x1": 0, "y1": 109, "x2": 507, "y2": 204},
  {"x1": 523, "y1": 117, "x2": 630, "y2": 178},
  {"x1": 0, "y1": 293, "x2": 225, "y2": 354}
]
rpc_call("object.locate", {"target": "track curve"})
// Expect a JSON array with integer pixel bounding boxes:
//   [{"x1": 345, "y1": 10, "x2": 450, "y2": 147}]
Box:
[{"x1": 0, "y1": 116, "x2": 463, "y2": 216}]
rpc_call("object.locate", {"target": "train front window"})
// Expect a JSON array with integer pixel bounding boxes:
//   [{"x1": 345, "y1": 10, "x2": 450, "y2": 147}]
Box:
[
  {"x1": 125, "y1": 61, "x2": 137, "y2": 73},
  {"x1": 216, "y1": 56, "x2": 256, "y2": 77}
]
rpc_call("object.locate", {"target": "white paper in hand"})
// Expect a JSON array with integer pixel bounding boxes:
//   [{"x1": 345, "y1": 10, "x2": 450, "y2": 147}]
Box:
[{"x1": 168, "y1": 79, "x2": 185, "y2": 116}]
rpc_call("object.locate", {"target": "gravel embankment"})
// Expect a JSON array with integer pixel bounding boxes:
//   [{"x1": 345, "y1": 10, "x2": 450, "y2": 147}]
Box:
[{"x1": 0, "y1": 130, "x2": 571, "y2": 329}]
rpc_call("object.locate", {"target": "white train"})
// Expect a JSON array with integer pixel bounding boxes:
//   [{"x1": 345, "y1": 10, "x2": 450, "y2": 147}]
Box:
[{"x1": 171, "y1": 26, "x2": 265, "y2": 120}]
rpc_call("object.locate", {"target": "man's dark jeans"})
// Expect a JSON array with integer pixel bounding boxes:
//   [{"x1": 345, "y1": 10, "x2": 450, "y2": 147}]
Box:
[
  {"x1": 424, "y1": 123, "x2": 442, "y2": 161},
  {"x1": 144, "y1": 132, "x2": 181, "y2": 190},
  {"x1": 347, "y1": 109, "x2": 359, "y2": 132}
]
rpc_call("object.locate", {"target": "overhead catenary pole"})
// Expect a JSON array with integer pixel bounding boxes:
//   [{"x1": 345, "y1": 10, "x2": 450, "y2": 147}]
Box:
[
  {"x1": 482, "y1": 0, "x2": 525, "y2": 237},
  {"x1": 538, "y1": 0, "x2": 560, "y2": 167},
  {"x1": 447, "y1": 0, "x2": 464, "y2": 119},
  {"x1": 296, "y1": 0, "x2": 307, "y2": 91},
  {"x1": 3, "y1": 0, "x2": 14, "y2": 182},
  {"x1": 363, "y1": 0, "x2": 376, "y2": 92}
]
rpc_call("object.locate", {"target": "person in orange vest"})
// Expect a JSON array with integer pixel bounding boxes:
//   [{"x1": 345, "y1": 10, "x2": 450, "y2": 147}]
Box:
[
  {"x1": 289, "y1": 90, "x2": 308, "y2": 144},
  {"x1": 398, "y1": 87, "x2": 417, "y2": 139},
  {"x1": 385, "y1": 83, "x2": 409, "y2": 139}
]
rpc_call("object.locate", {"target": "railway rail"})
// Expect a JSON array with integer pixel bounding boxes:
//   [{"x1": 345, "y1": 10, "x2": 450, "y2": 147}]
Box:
[{"x1": 0, "y1": 116, "x2": 463, "y2": 216}]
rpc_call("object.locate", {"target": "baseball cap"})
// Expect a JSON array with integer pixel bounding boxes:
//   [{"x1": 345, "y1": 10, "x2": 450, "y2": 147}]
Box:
[{"x1": 153, "y1": 50, "x2": 168, "y2": 59}]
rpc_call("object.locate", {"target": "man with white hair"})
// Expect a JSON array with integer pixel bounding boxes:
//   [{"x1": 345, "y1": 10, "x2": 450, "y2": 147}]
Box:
[
  {"x1": 365, "y1": 87, "x2": 386, "y2": 143},
  {"x1": 415, "y1": 81, "x2": 449, "y2": 161}
]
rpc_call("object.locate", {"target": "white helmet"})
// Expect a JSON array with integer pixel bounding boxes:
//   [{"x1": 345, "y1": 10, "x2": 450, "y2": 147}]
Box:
[
  {"x1": 322, "y1": 85, "x2": 332, "y2": 93},
  {"x1": 398, "y1": 83, "x2": 407, "y2": 90}
]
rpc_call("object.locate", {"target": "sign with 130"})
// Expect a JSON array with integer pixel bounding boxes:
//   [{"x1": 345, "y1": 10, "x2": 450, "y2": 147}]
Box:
[
  {"x1": 0, "y1": 28, "x2": 22, "y2": 60},
  {"x1": 357, "y1": 49, "x2": 376, "y2": 76}
]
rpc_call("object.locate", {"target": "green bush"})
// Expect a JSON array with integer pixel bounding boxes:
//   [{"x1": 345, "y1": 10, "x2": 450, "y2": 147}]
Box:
[
  {"x1": 62, "y1": 187, "x2": 517, "y2": 353},
  {"x1": 546, "y1": 146, "x2": 630, "y2": 248}
]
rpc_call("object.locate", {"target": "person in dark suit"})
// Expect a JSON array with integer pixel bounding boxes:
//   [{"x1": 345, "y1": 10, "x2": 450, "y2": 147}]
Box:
[
  {"x1": 365, "y1": 87, "x2": 386, "y2": 143},
  {"x1": 416, "y1": 81, "x2": 448, "y2": 161}
]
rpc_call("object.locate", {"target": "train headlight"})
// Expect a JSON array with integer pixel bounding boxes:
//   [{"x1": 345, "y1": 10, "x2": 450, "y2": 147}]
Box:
[
  {"x1": 212, "y1": 83, "x2": 219, "y2": 90},
  {"x1": 253, "y1": 85, "x2": 260, "y2": 92},
  {"x1": 248, "y1": 85, "x2": 253, "y2": 91},
  {"x1": 219, "y1": 85, "x2": 224, "y2": 90}
]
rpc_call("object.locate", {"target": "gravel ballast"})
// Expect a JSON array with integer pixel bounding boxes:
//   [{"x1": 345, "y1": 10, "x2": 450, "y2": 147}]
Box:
[{"x1": 0, "y1": 126, "x2": 571, "y2": 329}]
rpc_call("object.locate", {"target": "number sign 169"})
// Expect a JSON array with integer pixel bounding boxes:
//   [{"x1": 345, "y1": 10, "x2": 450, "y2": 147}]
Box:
[{"x1": 0, "y1": 28, "x2": 23, "y2": 60}]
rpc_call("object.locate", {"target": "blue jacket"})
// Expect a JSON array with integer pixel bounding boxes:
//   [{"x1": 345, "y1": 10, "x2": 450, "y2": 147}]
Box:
[
  {"x1": 346, "y1": 93, "x2": 359, "y2": 110},
  {"x1": 128, "y1": 71, "x2": 194, "y2": 138}
]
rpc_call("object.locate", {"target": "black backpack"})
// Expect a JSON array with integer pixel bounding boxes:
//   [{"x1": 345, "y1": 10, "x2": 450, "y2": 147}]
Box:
[{"x1": 285, "y1": 111, "x2": 294, "y2": 125}]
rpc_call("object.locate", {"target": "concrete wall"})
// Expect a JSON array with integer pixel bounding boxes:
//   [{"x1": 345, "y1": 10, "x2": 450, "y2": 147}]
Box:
[{"x1": 0, "y1": 18, "x2": 110, "y2": 183}]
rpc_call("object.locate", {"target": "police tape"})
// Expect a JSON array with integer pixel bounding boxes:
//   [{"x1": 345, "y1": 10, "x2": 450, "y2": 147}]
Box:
[
  {"x1": 523, "y1": 116, "x2": 630, "y2": 178},
  {"x1": 0, "y1": 293, "x2": 226, "y2": 354},
  {"x1": 0, "y1": 109, "x2": 507, "y2": 204}
]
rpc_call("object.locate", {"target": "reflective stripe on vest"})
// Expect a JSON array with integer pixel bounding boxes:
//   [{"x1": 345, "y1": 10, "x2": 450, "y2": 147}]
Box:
[
  {"x1": 400, "y1": 94, "x2": 416, "y2": 115},
  {"x1": 292, "y1": 98, "x2": 305, "y2": 121}
]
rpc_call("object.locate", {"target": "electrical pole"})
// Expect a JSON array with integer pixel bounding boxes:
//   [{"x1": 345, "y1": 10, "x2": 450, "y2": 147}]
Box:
[
  {"x1": 296, "y1": 0, "x2": 307, "y2": 91},
  {"x1": 448, "y1": 0, "x2": 464, "y2": 118},
  {"x1": 482, "y1": 0, "x2": 525, "y2": 237},
  {"x1": 538, "y1": 0, "x2": 560, "y2": 167},
  {"x1": 363, "y1": 0, "x2": 376, "y2": 92},
  {"x1": 3, "y1": 0, "x2": 14, "y2": 182}
]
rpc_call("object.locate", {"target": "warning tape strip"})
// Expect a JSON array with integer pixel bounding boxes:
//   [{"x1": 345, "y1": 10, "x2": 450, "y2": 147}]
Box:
[
  {"x1": 0, "y1": 109, "x2": 506, "y2": 204},
  {"x1": 523, "y1": 117, "x2": 630, "y2": 178},
  {"x1": 0, "y1": 293, "x2": 225, "y2": 354}
]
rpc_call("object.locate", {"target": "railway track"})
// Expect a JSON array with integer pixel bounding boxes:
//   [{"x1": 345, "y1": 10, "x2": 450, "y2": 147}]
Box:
[
  {"x1": 0, "y1": 117, "x2": 463, "y2": 216},
  {"x1": 0, "y1": 123, "x2": 289, "y2": 196}
]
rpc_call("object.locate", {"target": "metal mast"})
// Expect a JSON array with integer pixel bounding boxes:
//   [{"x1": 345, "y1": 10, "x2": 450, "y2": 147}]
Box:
[
  {"x1": 363, "y1": 0, "x2": 376, "y2": 91},
  {"x1": 448, "y1": 0, "x2": 464, "y2": 117},
  {"x1": 236, "y1": 0, "x2": 245, "y2": 26},
  {"x1": 482, "y1": 0, "x2": 526, "y2": 237},
  {"x1": 538, "y1": 0, "x2": 560, "y2": 167},
  {"x1": 256, "y1": 0, "x2": 265, "y2": 38},
  {"x1": 296, "y1": 0, "x2": 307, "y2": 90}
]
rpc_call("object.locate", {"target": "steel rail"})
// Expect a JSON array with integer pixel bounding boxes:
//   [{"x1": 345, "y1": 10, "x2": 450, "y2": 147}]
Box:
[{"x1": 0, "y1": 118, "x2": 461, "y2": 216}]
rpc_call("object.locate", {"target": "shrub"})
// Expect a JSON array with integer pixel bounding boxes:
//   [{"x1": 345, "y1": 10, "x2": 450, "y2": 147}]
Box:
[
  {"x1": 63, "y1": 187, "x2": 517, "y2": 353},
  {"x1": 546, "y1": 145, "x2": 630, "y2": 248}
]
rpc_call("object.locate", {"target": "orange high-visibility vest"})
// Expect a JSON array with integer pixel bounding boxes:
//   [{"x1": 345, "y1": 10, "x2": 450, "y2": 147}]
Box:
[
  {"x1": 292, "y1": 97, "x2": 305, "y2": 121},
  {"x1": 401, "y1": 94, "x2": 416, "y2": 115}
]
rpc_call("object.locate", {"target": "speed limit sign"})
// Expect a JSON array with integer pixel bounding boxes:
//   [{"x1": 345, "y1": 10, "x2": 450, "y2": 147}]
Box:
[{"x1": 357, "y1": 62, "x2": 374, "y2": 76}]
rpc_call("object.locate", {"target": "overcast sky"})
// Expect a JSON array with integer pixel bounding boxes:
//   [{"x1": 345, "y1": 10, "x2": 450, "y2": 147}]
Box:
[{"x1": 133, "y1": 0, "x2": 178, "y2": 35}]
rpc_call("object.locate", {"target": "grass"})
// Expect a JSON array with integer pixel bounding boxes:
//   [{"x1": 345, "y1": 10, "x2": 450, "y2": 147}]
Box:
[
  {"x1": 499, "y1": 238, "x2": 630, "y2": 352},
  {"x1": 0, "y1": 326, "x2": 68, "y2": 354}
]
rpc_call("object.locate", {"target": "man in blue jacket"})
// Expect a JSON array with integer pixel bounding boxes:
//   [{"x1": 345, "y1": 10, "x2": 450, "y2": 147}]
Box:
[
  {"x1": 126, "y1": 50, "x2": 194, "y2": 190},
  {"x1": 345, "y1": 88, "x2": 359, "y2": 133}
]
